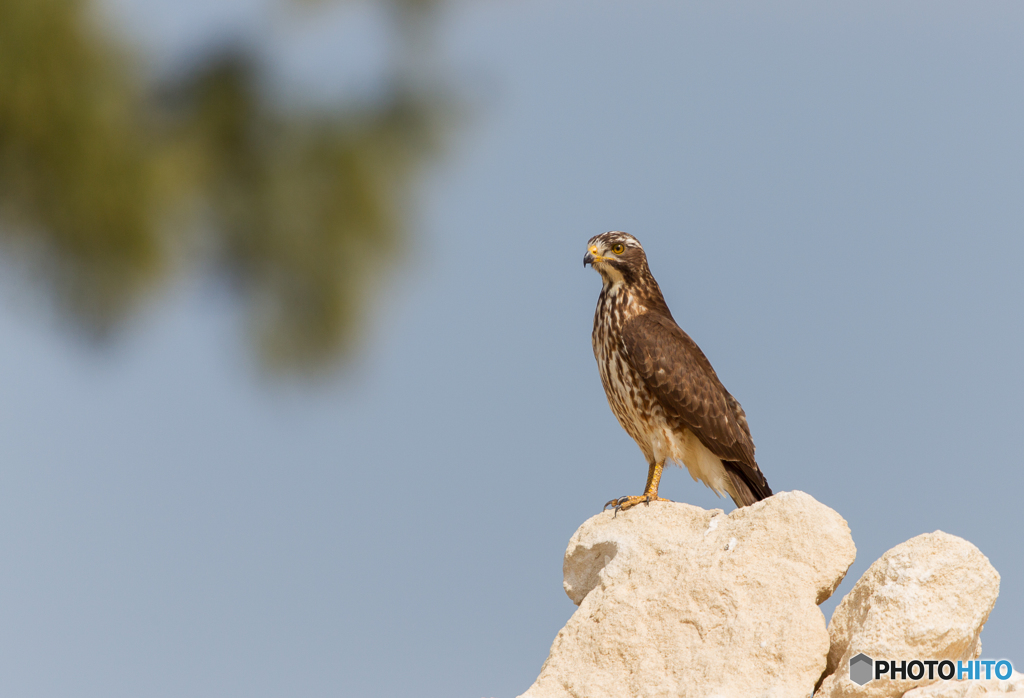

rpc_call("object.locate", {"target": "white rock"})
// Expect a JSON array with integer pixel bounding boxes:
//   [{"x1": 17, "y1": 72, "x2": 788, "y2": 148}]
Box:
[
  {"x1": 902, "y1": 671, "x2": 1024, "y2": 697},
  {"x1": 519, "y1": 491, "x2": 856, "y2": 698},
  {"x1": 816, "y1": 532, "x2": 1000, "y2": 698}
]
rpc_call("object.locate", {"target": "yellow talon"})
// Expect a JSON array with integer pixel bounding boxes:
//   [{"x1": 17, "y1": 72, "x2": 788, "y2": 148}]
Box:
[
  {"x1": 603, "y1": 493, "x2": 672, "y2": 515},
  {"x1": 602, "y1": 461, "x2": 671, "y2": 514}
]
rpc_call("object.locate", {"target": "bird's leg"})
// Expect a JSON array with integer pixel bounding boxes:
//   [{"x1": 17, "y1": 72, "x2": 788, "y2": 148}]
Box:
[
  {"x1": 603, "y1": 461, "x2": 673, "y2": 514},
  {"x1": 643, "y1": 460, "x2": 663, "y2": 494}
]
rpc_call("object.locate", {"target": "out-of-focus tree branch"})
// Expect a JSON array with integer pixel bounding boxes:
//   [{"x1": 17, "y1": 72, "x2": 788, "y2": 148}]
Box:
[{"x1": 0, "y1": 0, "x2": 449, "y2": 372}]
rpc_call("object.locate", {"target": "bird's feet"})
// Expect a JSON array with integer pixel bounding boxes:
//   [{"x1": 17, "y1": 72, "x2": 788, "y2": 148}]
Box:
[{"x1": 603, "y1": 494, "x2": 672, "y2": 515}]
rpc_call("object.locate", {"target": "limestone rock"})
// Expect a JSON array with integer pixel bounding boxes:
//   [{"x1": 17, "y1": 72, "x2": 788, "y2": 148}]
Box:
[
  {"x1": 816, "y1": 532, "x2": 1000, "y2": 698},
  {"x1": 901, "y1": 672, "x2": 1024, "y2": 697},
  {"x1": 519, "y1": 491, "x2": 856, "y2": 698}
]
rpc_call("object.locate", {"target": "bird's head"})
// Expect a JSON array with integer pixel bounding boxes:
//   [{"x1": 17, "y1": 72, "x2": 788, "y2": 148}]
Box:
[{"x1": 584, "y1": 231, "x2": 648, "y2": 287}]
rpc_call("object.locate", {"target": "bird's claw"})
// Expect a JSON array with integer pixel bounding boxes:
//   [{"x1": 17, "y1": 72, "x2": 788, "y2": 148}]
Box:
[
  {"x1": 603, "y1": 497, "x2": 624, "y2": 511},
  {"x1": 603, "y1": 493, "x2": 670, "y2": 516}
]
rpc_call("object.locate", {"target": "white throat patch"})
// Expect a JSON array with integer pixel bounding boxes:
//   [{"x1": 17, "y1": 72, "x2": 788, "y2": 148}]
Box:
[{"x1": 596, "y1": 261, "x2": 626, "y2": 290}]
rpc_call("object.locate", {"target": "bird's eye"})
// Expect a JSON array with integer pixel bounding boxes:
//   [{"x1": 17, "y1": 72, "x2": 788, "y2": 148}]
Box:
[{"x1": 611, "y1": 243, "x2": 625, "y2": 255}]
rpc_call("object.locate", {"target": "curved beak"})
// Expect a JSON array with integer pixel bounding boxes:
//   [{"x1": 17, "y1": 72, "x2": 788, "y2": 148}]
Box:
[
  {"x1": 584, "y1": 244, "x2": 600, "y2": 267},
  {"x1": 584, "y1": 251, "x2": 595, "y2": 267}
]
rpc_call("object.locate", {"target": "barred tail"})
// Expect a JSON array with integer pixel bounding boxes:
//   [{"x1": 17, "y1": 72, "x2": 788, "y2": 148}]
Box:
[{"x1": 723, "y1": 460, "x2": 773, "y2": 507}]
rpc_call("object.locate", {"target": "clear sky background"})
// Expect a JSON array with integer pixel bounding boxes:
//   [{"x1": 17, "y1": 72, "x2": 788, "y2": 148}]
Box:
[{"x1": 1, "y1": 2, "x2": 1022, "y2": 697}]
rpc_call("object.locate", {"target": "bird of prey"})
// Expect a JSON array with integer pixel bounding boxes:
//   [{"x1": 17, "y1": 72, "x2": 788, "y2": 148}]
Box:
[{"x1": 584, "y1": 231, "x2": 772, "y2": 511}]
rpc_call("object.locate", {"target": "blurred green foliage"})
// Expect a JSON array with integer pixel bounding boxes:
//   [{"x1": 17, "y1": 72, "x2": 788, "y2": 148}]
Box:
[{"x1": 0, "y1": 0, "x2": 443, "y2": 371}]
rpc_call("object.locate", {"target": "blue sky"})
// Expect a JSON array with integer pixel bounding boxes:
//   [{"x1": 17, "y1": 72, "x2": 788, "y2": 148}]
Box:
[{"x1": 1, "y1": 2, "x2": 1021, "y2": 696}]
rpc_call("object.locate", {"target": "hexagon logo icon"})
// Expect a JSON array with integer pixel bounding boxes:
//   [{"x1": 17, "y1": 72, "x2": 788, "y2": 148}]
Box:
[{"x1": 849, "y1": 653, "x2": 874, "y2": 686}]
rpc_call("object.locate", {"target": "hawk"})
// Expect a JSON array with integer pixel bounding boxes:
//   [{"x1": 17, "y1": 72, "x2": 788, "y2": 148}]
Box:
[{"x1": 584, "y1": 231, "x2": 772, "y2": 511}]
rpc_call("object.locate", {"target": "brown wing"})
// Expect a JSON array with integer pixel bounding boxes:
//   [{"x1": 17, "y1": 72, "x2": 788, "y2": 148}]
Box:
[{"x1": 620, "y1": 312, "x2": 757, "y2": 466}]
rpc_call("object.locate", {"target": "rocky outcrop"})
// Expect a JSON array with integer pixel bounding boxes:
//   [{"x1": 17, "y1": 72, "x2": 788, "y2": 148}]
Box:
[
  {"x1": 517, "y1": 492, "x2": 1006, "y2": 698},
  {"x1": 816, "y1": 532, "x2": 1001, "y2": 698},
  {"x1": 519, "y1": 491, "x2": 856, "y2": 698}
]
